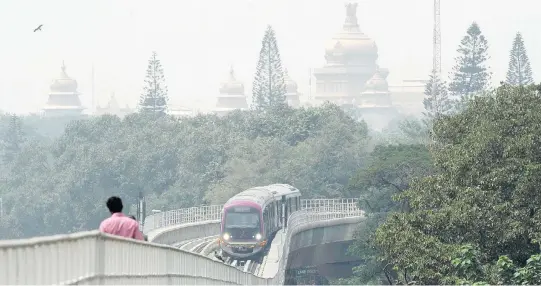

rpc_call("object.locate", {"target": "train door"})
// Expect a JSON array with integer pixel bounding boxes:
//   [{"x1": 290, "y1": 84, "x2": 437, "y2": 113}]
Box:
[
  {"x1": 288, "y1": 197, "x2": 292, "y2": 214},
  {"x1": 284, "y1": 197, "x2": 290, "y2": 228},
  {"x1": 274, "y1": 201, "x2": 279, "y2": 230},
  {"x1": 263, "y1": 207, "x2": 269, "y2": 237},
  {"x1": 269, "y1": 203, "x2": 274, "y2": 232}
]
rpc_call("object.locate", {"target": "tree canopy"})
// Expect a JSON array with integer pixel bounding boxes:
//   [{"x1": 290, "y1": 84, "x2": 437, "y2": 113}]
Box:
[
  {"x1": 449, "y1": 22, "x2": 491, "y2": 99},
  {"x1": 139, "y1": 51, "x2": 168, "y2": 115},
  {"x1": 0, "y1": 104, "x2": 370, "y2": 239},
  {"x1": 252, "y1": 25, "x2": 287, "y2": 110},
  {"x1": 373, "y1": 84, "x2": 541, "y2": 285},
  {"x1": 506, "y1": 32, "x2": 534, "y2": 86}
]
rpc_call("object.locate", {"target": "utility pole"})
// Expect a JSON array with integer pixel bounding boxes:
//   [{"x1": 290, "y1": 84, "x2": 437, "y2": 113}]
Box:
[
  {"x1": 136, "y1": 191, "x2": 146, "y2": 229},
  {"x1": 433, "y1": 0, "x2": 441, "y2": 79}
]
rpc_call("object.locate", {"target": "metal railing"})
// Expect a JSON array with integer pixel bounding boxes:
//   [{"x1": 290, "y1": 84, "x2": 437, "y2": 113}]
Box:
[
  {"x1": 144, "y1": 205, "x2": 223, "y2": 233},
  {"x1": 143, "y1": 198, "x2": 360, "y2": 234},
  {"x1": 0, "y1": 198, "x2": 364, "y2": 285},
  {"x1": 300, "y1": 198, "x2": 358, "y2": 210},
  {"x1": 276, "y1": 199, "x2": 364, "y2": 284}
]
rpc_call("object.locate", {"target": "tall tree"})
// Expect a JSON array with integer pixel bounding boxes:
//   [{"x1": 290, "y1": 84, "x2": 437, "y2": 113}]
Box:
[
  {"x1": 252, "y1": 25, "x2": 287, "y2": 110},
  {"x1": 139, "y1": 51, "x2": 168, "y2": 115},
  {"x1": 1, "y1": 115, "x2": 24, "y2": 164},
  {"x1": 423, "y1": 73, "x2": 452, "y2": 124},
  {"x1": 449, "y1": 22, "x2": 491, "y2": 99},
  {"x1": 506, "y1": 32, "x2": 534, "y2": 86}
]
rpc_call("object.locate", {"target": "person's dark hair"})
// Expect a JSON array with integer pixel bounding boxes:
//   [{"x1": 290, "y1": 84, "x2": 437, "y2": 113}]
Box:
[
  {"x1": 129, "y1": 215, "x2": 136, "y2": 220},
  {"x1": 106, "y1": 196, "x2": 123, "y2": 213}
]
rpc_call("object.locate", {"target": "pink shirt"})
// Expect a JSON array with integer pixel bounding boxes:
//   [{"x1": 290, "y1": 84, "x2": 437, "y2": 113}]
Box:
[{"x1": 99, "y1": 213, "x2": 144, "y2": 240}]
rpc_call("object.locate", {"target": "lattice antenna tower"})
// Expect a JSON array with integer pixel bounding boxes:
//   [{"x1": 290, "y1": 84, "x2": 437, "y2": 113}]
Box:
[{"x1": 432, "y1": 0, "x2": 441, "y2": 86}]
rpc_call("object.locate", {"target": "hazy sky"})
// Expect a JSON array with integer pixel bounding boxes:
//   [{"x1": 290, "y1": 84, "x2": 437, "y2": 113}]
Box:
[{"x1": 0, "y1": 0, "x2": 539, "y2": 113}]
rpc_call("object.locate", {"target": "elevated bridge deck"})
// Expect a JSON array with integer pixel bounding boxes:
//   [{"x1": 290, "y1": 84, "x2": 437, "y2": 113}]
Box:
[{"x1": 0, "y1": 199, "x2": 364, "y2": 285}]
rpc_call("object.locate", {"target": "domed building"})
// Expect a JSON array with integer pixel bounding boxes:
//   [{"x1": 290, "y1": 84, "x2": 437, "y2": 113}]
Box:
[
  {"x1": 214, "y1": 66, "x2": 248, "y2": 116},
  {"x1": 43, "y1": 62, "x2": 84, "y2": 117},
  {"x1": 284, "y1": 69, "x2": 301, "y2": 108},
  {"x1": 313, "y1": 2, "x2": 379, "y2": 105},
  {"x1": 95, "y1": 92, "x2": 133, "y2": 118},
  {"x1": 358, "y1": 67, "x2": 399, "y2": 130},
  {"x1": 359, "y1": 67, "x2": 392, "y2": 107}
]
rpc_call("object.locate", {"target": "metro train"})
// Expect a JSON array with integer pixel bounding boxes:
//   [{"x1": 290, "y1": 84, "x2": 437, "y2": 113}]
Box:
[{"x1": 217, "y1": 184, "x2": 302, "y2": 260}]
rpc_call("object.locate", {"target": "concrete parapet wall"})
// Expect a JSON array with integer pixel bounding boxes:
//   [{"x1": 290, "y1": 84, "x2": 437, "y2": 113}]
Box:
[
  {"x1": 150, "y1": 220, "x2": 221, "y2": 245},
  {"x1": 288, "y1": 217, "x2": 362, "y2": 253},
  {"x1": 285, "y1": 217, "x2": 364, "y2": 271},
  {"x1": 0, "y1": 231, "x2": 272, "y2": 285}
]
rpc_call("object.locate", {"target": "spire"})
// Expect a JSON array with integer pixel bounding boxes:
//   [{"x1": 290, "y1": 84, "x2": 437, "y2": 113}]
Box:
[
  {"x1": 60, "y1": 60, "x2": 68, "y2": 78},
  {"x1": 344, "y1": 2, "x2": 360, "y2": 32},
  {"x1": 229, "y1": 65, "x2": 236, "y2": 81},
  {"x1": 284, "y1": 68, "x2": 289, "y2": 77}
]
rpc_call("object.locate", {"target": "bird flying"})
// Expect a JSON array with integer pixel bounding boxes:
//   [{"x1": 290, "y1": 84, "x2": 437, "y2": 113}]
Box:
[{"x1": 33, "y1": 24, "x2": 43, "y2": 32}]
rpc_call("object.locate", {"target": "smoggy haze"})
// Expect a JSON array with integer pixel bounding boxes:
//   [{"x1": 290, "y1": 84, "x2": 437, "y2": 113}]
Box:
[{"x1": 0, "y1": 0, "x2": 539, "y2": 113}]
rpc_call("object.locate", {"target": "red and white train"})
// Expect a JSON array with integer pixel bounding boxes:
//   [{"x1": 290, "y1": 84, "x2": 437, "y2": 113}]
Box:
[{"x1": 218, "y1": 184, "x2": 302, "y2": 260}]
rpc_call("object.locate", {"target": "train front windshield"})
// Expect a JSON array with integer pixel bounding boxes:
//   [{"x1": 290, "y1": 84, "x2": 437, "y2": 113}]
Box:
[{"x1": 223, "y1": 206, "x2": 261, "y2": 241}]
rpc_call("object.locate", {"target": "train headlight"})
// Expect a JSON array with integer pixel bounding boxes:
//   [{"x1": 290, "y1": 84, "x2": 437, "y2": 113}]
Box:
[
  {"x1": 223, "y1": 233, "x2": 230, "y2": 241},
  {"x1": 255, "y1": 233, "x2": 262, "y2": 240}
]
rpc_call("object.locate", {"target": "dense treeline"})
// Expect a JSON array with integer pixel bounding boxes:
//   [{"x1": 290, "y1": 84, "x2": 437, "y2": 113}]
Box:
[
  {"x1": 336, "y1": 22, "x2": 541, "y2": 285},
  {"x1": 338, "y1": 84, "x2": 541, "y2": 285},
  {"x1": 0, "y1": 104, "x2": 371, "y2": 238}
]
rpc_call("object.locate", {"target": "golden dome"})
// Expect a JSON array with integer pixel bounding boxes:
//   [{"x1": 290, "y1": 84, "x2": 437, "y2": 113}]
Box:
[
  {"x1": 50, "y1": 61, "x2": 78, "y2": 93},
  {"x1": 284, "y1": 69, "x2": 298, "y2": 93},
  {"x1": 219, "y1": 66, "x2": 244, "y2": 95},
  {"x1": 325, "y1": 3, "x2": 378, "y2": 65},
  {"x1": 364, "y1": 67, "x2": 390, "y2": 92}
]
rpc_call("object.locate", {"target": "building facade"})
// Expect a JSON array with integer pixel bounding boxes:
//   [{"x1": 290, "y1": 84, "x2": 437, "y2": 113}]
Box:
[
  {"x1": 284, "y1": 69, "x2": 301, "y2": 108},
  {"x1": 214, "y1": 66, "x2": 249, "y2": 115},
  {"x1": 43, "y1": 62, "x2": 85, "y2": 117},
  {"x1": 313, "y1": 2, "x2": 381, "y2": 105},
  {"x1": 95, "y1": 93, "x2": 133, "y2": 118}
]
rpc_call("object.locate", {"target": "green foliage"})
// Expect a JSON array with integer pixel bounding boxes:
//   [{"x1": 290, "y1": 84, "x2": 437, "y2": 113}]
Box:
[
  {"x1": 1, "y1": 115, "x2": 25, "y2": 164},
  {"x1": 374, "y1": 84, "x2": 541, "y2": 284},
  {"x1": 339, "y1": 144, "x2": 434, "y2": 284},
  {"x1": 450, "y1": 244, "x2": 485, "y2": 284},
  {"x1": 374, "y1": 115, "x2": 429, "y2": 146},
  {"x1": 252, "y1": 25, "x2": 287, "y2": 110},
  {"x1": 0, "y1": 104, "x2": 368, "y2": 239},
  {"x1": 449, "y1": 22, "x2": 491, "y2": 99},
  {"x1": 139, "y1": 51, "x2": 168, "y2": 115},
  {"x1": 423, "y1": 73, "x2": 452, "y2": 128},
  {"x1": 506, "y1": 32, "x2": 534, "y2": 86},
  {"x1": 449, "y1": 245, "x2": 541, "y2": 285}
]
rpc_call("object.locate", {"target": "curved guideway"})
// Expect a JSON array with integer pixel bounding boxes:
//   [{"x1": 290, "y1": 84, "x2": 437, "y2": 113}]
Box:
[
  {"x1": 0, "y1": 199, "x2": 362, "y2": 285},
  {"x1": 257, "y1": 229, "x2": 285, "y2": 278}
]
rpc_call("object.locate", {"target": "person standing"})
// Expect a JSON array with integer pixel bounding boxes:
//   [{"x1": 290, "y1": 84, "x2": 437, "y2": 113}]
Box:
[
  {"x1": 128, "y1": 215, "x2": 148, "y2": 241},
  {"x1": 99, "y1": 196, "x2": 144, "y2": 240}
]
